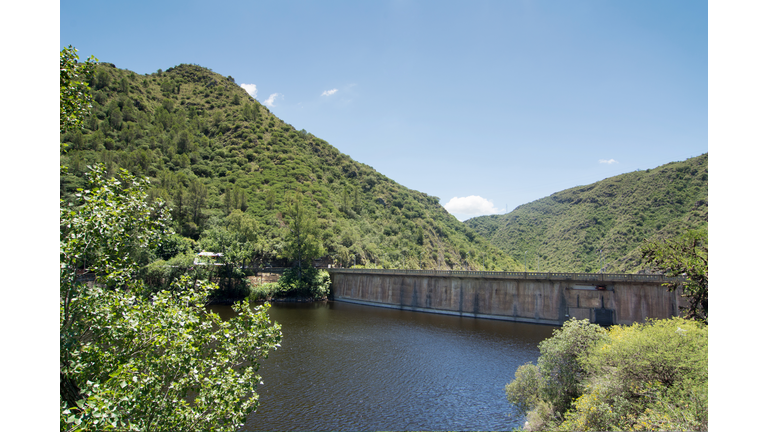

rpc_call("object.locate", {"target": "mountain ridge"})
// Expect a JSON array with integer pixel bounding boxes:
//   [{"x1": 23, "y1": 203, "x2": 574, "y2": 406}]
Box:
[
  {"x1": 464, "y1": 153, "x2": 708, "y2": 273},
  {"x1": 60, "y1": 62, "x2": 521, "y2": 271}
]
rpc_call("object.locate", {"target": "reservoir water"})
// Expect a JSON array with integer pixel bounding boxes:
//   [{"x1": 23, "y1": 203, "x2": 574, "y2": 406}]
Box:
[{"x1": 211, "y1": 301, "x2": 557, "y2": 431}]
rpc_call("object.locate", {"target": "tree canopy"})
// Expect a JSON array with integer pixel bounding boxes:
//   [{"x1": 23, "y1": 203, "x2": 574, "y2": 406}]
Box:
[
  {"x1": 60, "y1": 47, "x2": 282, "y2": 431},
  {"x1": 60, "y1": 164, "x2": 283, "y2": 432},
  {"x1": 60, "y1": 45, "x2": 97, "y2": 137},
  {"x1": 642, "y1": 228, "x2": 708, "y2": 322}
]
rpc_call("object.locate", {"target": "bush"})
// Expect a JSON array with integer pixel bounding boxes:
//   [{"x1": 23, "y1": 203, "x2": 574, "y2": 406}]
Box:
[
  {"x1": 576, "y1": 317, "x2": 708, "y2": 432},
  {"x1": 555, "y1": 382, "x2": 620, "y2": 432},
  {"x1": 248, "y1": 281, "x2": 280, "y2": 301},
  {"x1": 155, "y1": 233, "x2": 195, "y2": 260},
  {"x1": 276, "y1": 266, "x2": 331, "y2": 299},
  {"x1": 505, "y1": 362, "x2": 542, "y2": 415},
  {"x1": 509, "y1": 317, "x2": 708, "y2": 432},
  {"x1": 537, "y1": 319, "x2": 608, "y2": 414},
  {"x1": 582, "y1": 318, "x2": 707, "y2": 388}
]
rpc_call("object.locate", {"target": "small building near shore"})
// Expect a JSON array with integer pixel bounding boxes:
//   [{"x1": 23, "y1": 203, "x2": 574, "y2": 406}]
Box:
[{"x1": 194, "y1": 251, "x2": 225, "y2": 266}]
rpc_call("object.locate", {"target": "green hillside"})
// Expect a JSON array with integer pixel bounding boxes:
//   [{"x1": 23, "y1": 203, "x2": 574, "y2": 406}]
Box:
[
  {"x1": 465, "y1": 154, "x2": 708, "y2": 273},
  {"x1": 60, "y1": 62, "x2": 521, "y2": 271}
]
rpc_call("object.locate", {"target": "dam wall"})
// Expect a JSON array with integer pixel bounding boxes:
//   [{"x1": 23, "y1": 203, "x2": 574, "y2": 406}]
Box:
[{"x1": 328, "y1": 269, "x2": 686, "y2": 326}]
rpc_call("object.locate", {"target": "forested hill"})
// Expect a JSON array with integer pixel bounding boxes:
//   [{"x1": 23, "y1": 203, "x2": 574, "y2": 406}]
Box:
[
  {"x1": 465, "y1": 154, "x2": 708, "y2": 273},
  {"x1": 59, "y1": 62, "x2": 521, "y2": 271}
]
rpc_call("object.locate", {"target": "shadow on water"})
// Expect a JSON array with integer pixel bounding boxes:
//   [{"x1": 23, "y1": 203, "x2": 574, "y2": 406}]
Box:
[{"x1": 209, "y1": 301, "x2": 555, "y2": 431}]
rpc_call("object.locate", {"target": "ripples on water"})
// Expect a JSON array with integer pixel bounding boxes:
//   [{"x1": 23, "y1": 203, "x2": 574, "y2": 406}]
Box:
[{"x1": 210, "y1": 301, "x2": 556, "y2": 431}]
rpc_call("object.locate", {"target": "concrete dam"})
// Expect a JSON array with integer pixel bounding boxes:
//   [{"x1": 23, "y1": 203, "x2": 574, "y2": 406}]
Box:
[{"x1": 328, "y1": 269, "x2": 686, "y2": 326}]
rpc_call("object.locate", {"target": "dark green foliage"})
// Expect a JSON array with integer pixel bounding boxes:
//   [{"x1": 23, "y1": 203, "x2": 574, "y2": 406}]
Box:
[
  {"x1": 466, "y1": 154, "x2": 708, "y2": 273},
  {"x1": 92, "y1": 68, "x2": 111, "y2": 91},
  {"x1": 277, "y1": 266, "x2": 331, "y2": 299},
  {"x1": 642, "y1": 228, "x2": 708, "y2": 322},
  {"x1": 283, "y1": 193, "x2": 325, "y2": 271},
  {"x1": 60, "y1": 62, "x2": 520, "y2": 272},
  {"x1": 155, "y1": 233, "x2": 194, "y2": 260}
]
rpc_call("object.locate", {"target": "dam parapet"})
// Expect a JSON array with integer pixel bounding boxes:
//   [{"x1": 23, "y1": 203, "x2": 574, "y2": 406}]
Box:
[{"x1": 328, "y1": 269, "x2": 685, "y2": 326}]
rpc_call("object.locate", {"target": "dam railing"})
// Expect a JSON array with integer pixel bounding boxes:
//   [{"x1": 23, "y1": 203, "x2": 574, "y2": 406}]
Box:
[{"x1": 327, "y1": 268, "x2": 684, "y2": 284}]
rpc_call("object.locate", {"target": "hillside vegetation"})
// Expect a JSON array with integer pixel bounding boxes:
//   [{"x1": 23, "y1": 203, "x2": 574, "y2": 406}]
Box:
[
  {"x1": 465, "y1": 154, "x2": 708, "y2": 273},
  {"x1": 60, "y1": 62, "x2": 520, "y2": 272}
]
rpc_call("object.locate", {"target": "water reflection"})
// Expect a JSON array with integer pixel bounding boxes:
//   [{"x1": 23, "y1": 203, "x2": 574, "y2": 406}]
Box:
[{"x1": 210, "y1": 301, "x2": 555, "y2": 431}]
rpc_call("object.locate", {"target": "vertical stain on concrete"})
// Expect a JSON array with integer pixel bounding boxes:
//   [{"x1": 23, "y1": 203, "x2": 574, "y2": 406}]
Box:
[
  {"x1": 559, "y1": 288, "x2": 567, "y2": 323},
  {"x1": 511, "y1": 281, "x2": 519, "y2": 317},
  {"x1": 399, "y1": 277, "x2": 406, "y2": 308},
  {"x1": 670, "y1": 288, "x2": 678, "y2": 317},
  {"x1": 425, "y1": 279, "x2": 432, "y2": 308}
]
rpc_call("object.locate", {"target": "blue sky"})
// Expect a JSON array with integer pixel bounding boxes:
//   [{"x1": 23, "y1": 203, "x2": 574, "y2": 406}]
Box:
[
  {"x1": 59, "y1": 0, "x2": 707, "y2": 220},
  {"x1": 6, "y1": 3, "x2": 768, "y2": 427}
]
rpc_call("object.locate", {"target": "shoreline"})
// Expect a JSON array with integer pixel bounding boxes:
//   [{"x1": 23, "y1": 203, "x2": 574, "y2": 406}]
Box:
[{"x1": 206, "y1": 296, "x2": 330, "y2": 305}]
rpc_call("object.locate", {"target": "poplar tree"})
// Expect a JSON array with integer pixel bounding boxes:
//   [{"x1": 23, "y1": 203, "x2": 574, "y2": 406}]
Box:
[
  {"x1": 60, "y1": 45, "x2": 96, "y2": 137},
  {"x1": 60, "y1": 46, "x2": 282, "y2": 431},
  {"x1": 283, "y1": 193, "x2": 324, "y2": 283}
]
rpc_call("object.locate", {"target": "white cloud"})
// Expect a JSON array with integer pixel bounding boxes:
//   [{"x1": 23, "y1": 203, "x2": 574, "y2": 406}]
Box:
[
  {"x1": 322, "y1": 88, "x2": 338, "y2": 96},
  {"x1": 240, "y1": 83, "x2": 257, "y2": 98},
  {"x1": 599, "y1": 159, "x2": 618, "y2": 164},
  {"x1": 264, "y1": 93, "x2": 281, "y2": 108},
  {"x1": 443, "y1": 196, "x2": 501, "y2": 220}
]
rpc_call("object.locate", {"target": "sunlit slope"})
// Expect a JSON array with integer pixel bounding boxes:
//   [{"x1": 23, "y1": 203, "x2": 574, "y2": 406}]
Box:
[
  {"x1": 465, "y1": 154, "x2": 708, "y2": 273},
  {"x1": 59, "y1": 62, "x2": 521, "y2": 271}
]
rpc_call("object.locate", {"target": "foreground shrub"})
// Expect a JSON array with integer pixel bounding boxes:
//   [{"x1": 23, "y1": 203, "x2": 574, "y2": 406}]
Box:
[
  {"x1": 61, "y1": 165, "x2": 283, "y2": 431},
  {"x1": 572, "y1": 317, "x2": 708, "y2": 432},
  {"x1": 505, "y1": 362, "x2": 542, "y2": 415},
  {"x1": 555, "y1": 383, "x2": 619, "y2": 431},
  {"x1": 537, "y1": 319, "x2": 608, "y2": 414},
  {"x1": 509, "y1": 317, "x2": 708, "y2": 431}
]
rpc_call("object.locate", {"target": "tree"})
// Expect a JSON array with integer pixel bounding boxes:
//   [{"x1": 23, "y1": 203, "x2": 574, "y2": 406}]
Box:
[
  {"x1": 93, "y1": 68, "x2": 111, "y2": 90},
  {"x1": 283, "y1": 193, "x2": 325, "y2": 287},
  {"x1": 187, "y1": 177, "x2": 208, "y2": 227},
  {"x1": 177, "y1": 130, "x2": 191, "y2": 154},
  {"x1": 60, "y1": 48, "x2": 282, "y2": 431},
  {"x1": 641, "y1": 228, "x2": 708, "y2": 323},
  {"x1": 277, "y1": 266, "x2": 331, "y2": 299},
  {"x1": 505, "y1": 319, "x2": 608, "y2": 430},
  {"x1": 342, "y1": 185, "x2": 349, "y2": 214},
  {"x1": 535, "y1": 319, "x2": 608, "y2": 414},
  {"x1": 60, "y1": 166, "x2": 282, "y2": 431},
  {"x1": 109, "y1": 106, "x2": 123, "y2": 129},
  {"x1": 60, "y1": 45, "x2": 97, "y2": 137}
]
